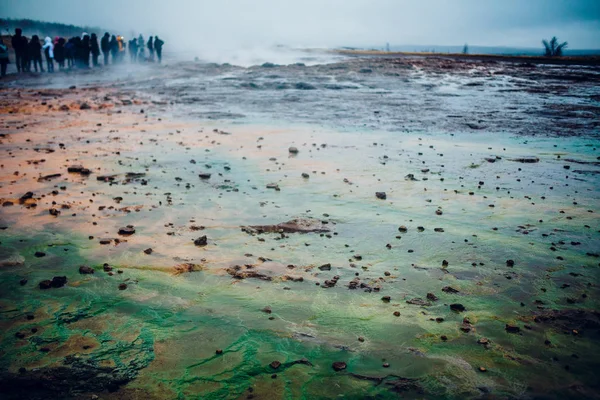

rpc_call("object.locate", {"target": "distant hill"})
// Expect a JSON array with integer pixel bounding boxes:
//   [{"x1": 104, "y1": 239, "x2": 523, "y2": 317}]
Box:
[
  {"x1": 0, "y1": 18, "x2": 107, "y2": 39},
  {"x1": 356, "y1": 44, "x2": 600, "y2": 57}
]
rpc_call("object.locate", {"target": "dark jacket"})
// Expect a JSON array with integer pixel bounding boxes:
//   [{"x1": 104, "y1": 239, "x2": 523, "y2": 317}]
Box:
[
  {"x1": 28, "y1": 36, "x2": 42, "y2": 59},
  {"x1": 90, "y1": 34, "x2": 100, "y2": 56},
  {"x1": 109, "y1": 36, "x2": 118, "y2": 54},
  {"x1": 147, "y1": 37, "x2": 153, "y2": 51},
  {"x1": 101, "y1": 33, "x2": 110, "y2": 53},
  {"x1": 154, "y1": 37, "x2": 164, "y2": 51},
  {"x1": 54, "y1": 38, "x2": 66, "y2": 62},
  {"x1": 12, "y1": 32, "x2": 27, "y2": 53}
]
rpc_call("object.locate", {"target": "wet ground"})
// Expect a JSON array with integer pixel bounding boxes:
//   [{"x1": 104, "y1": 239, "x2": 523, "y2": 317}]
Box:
[{"x1": 0, "y1": 55, "x2": 599, "y2": 399}]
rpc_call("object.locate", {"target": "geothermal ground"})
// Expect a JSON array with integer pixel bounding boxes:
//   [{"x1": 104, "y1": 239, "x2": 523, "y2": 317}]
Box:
[{"x1": 0, "y1": 54, "x2": 599, "y2": 399}]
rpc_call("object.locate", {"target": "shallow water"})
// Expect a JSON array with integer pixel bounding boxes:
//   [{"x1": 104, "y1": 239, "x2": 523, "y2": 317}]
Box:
[{"x1": 1, "y1": 57, "x2": 599, "y2": 399}]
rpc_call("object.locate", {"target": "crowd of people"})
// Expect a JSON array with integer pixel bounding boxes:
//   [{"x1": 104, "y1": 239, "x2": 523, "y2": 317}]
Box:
[{"x1": 0, "y1": 28, "x2": 165, "y2": 77}]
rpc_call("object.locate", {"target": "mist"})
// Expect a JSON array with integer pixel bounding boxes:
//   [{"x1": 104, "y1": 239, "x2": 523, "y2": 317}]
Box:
[{"x1": 3, "y1": 0, "x2": 600, "y2": 63}]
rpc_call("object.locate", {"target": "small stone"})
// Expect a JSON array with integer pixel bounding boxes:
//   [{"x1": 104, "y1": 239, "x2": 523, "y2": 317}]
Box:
[
  {"x1": 375, "y1": 192, "x2": 387, "y2": 200},
  {"x1": 34, "y1": 251, "x2": 46, "y2": 258},
  {"x1": 79, "y1": 265, "x2": 94, "y2": 274},
  {"x1": 270, "y1": 361, "x2": 281, "y2": 369},
  {"x1": 441, "y1": 335, "x2": 448, "y2": 341},
  {"x1": 381, "y1": 296, "x2": 391, "y2": 302},
  {"x1": 194, "y1": 235, "x2": 208, "y2": 246},
  {"x1": 393, "y1": 311, "x2": 400, "y2": 317},
  {"x1": 506, "y1": 259, "x2": 515, "y2": 267},
  {"x1": 398, "y1": 226, "x2": 408, "y2": 233},
  {"x1": 302, "y1": 173, "x2": 310, "y2": 178},
  {"x1": 118, "y1": 283, "x2": 128, "y2": 290},
  {"x1": 382, "y1": 362, "x2": 390, "y2": 368},
  {"x1": 479, "y1": 366, "x2": 487, "y2": 372},
  {"x1": 288, "y1": 146, "x2": 299, "y2": 154},
  {"x1": 450, "y1": 303, "x2": 465, "y2": 312},
  {"x1": 318, "y1": 263, "x2": 331, "y2": 271},
  {"x1": 51, "y1": 276, "x2": 67, "y2": 288},
  {"x1": 216, "y1": 349, "x2": 223, "y2": 355},
  {"x1": 39, "y1": 280, "x2": 52, "y2": 289},
  {"x1": 505, "y1": 324, "x2": 520, "y2": 333},
  {"x1": 332, "y1": 361, "x2": 347, "y2": 371},
  {"x1": 426, "y1": 293, "x2": 438, "y2": 301},
  {"x1": 144, "y1": 248, "x2": 153, "y2": 255},
  {"x1": 358, "y1": 337, "x2": 365, "y2": 342},
  {"x1": 118, "y1": 225, "x2": 135, "y2": 235},
  {"x1": 199, "y1": 173, "x2": 211, "y2": 179},
  {"x1": 262, "y1": 306, "x2": 272, "y2": 314}
]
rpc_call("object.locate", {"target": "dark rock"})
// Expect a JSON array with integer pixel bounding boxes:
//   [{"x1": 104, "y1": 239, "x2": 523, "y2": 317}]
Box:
[
  {"x1": 398, "y1": 226, "x2": 408, "y2": 233},
  {"x1": 426, "y1": 293, "x2": 438, "y2": 301},
  {"x1": 332, "y1": 361, "x2": 347, "y2": 372},
  {"x1": 375, "y1": 192, "x2": 387, "y2": 200},
  {"x1": 198, "y1": 173, "x2": 211, "y2": 179},
  {"x1": 143, "y1": 248, "x2": 153, "y2": 255},
  {"x1": 288, "y1": 147, "x2": 299, "y2": 154},
  {"x1": 318, "y1": 263, "x2": 331, "y2": 271},
  {"x1": 442, "y1": 286, "x2": 459, "y2": 293},
  {"x1": 19, "y1": 279, "x2": 28, "y2": 286},
  {"x1": 509, "y1": 157, "x2": 539, "y2": 163},
  {"x1": 381, "y1": 296, "x2": 391, "y2": 303},
  {"x1": 270, "y1": 361, "x2": 281, "y2": 369},
  {"x1": 393, "y1": 311, "x2": 401, "y2": 317},
  {"x1": 39, "y1": 280, "x2": 52, "y2": 289},
  {"x1": 19, "y1": 192, "x2": 34, "y2": 204},
  {"x1": 34, "y1": 251, "x2": 46, "y2": 258},
  {"x1": 118, "y1": 225, "x2": 135, "y2": 235},
  {"x1": 118, "y1": 283, "x2": 127, "y2": 290},
  {"x1": 79, "y1": 266, "x2": 94, "y2": 274},
  {"x1": 80, "y1": 103, "x2": 91, "y2": 110},
  {"x1": 302, "y1": 173, "x2": 310, "y2": 178},
  {"x1": 51, "y1": 276, "x2": 67, "y2": 288},
  {"x1": 194, "y1": 236, "x2": 208, "y2": 246},
  {"x1": 67, "y1": 165, "x2": 92, "y2": 175},
  {"x1": 262, "y1": 306, "x2": 272, "y2": 314},
  {"x1": 49, "y1": 208, "x2": 60, "y2": 216},
  {"x1": 506, "y1": 259, "x2": 515, "y2": 267},
  {"x1": 505, "y1": 324, "x2": 520, "y2": 333},
  {"x1": 450, "y1": 303, "x2": 466, "y2": 312}
]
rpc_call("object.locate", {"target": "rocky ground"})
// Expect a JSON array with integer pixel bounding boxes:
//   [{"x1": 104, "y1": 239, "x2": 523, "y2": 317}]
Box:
[{"x1": 0, "y1": 55, "x2": 599, "y2": 399}]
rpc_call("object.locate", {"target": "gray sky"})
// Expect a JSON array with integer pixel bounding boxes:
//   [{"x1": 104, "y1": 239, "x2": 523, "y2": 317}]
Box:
[{"x1": 2, "y1": 0, "x2": 600, "y2": 50}]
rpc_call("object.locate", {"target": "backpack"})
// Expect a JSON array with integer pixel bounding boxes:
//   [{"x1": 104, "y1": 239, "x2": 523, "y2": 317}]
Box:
[{"x1": 0, "y1": 43, "x2": 9, "y2": 60}]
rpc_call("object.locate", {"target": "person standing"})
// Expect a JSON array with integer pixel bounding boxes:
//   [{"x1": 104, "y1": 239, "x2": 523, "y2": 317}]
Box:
[
  {"x1": 0, "y1": 38, "x2": 10, "y2": 77},
  {"x1": 65, "y1": 37, "x2": 76, "y2": 68},
  {"x1": 11, "y1": 28, "x2": 27, "y2": 72},
  {"x1": 137, "y1": 34, "x2": 145, "y2": 61},
  {"x1": 154, "y1": 36, "x2": 164, "y2": 63},
  {"x1": 101, "y1": 32, "x2": 110, "y2": 65},
  {"x1": 28, "y1": 35, "x2": 44, "y2": 72},
  {"x1": 90, "y1": 33, "x2": 100, "y2": 67},
  {"x1": 147, "y1": 36, "x2": 154, "y2": 61},
  {"x1": 54, "y1": 37, "x2": 66, "y2": 70},
  {"x1": 109, "y1": 35, "x2": 119, "y2": 64},
  {"x1": 42, "y1": 36, "x2": 54, "y2": 72}
]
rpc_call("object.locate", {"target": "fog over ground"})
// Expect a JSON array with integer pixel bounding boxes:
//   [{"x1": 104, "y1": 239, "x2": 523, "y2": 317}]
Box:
[{"x1": 3, "y1": 0, "x2": 600, "y2": 61}]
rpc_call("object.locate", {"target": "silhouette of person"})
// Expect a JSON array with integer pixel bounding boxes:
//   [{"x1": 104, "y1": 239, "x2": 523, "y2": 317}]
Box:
[
  {"x1": 54, "y1": 37, "x2": 66, "y2": 70},
  {"x1": 154, "y1": 36, "x2": 164, "y2": 63},
  {"x1": 11, "y1": 28, "x2": 27, "y2": 72},
  {"x1": 65, "y1": 37, "x2": 76, "y2": 68},
  {"x1": 0, "y1": 38, "x2": 10, "y2": 77},
  {"x1": 28, "y1": 35, "x2": 44, "y2": 72},
  {"x1": 147, "y1": 36, "x2": 154, "y2": 61},
  {"x1": 42, "y1": 36, "x2": 54, "y2": 72},
  {"x1": 79, "y1": 35, "x2": 90, "y2": 68},
  {"x1": 101, "y1": 32, "x2": 110, "y2": 65},
  {"x1": 90, "y1": 33, "x2": 100, "y2": 67},
  {"x1": 137, "y1": 34, "x2": 145, "y2": 61},
  {"x1": 129, "y1": 38, "x2": 138, "y2": 62},
  {"x1": 110, "y1": 35, "x2": 119, "y2": 63}
]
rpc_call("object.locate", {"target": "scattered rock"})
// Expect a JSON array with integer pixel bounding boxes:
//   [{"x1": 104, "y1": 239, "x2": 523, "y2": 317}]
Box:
[
  {"x1": 194, "y1": 236, "x2": 208, "y2": 246},
  {"x1": 143, "y1": 248, "x2": 153, "y2": 255},
  {"x1": 505, "y1": 324, "x2": 520, "y2": 333},
  {"x1": 270, "y1": 361, "x2": 281, "y2": 369},
  {"x1": 79, "y1": 266, "x2": 94, "y2": 274},
  {"x1": 118, "y1": 225, "x2": 135, "y2": 235},
  {"x1": 118, "y1": 283, "x2": 128, "y2": 290},
  {"x1": 198, "y1": 173, "x2": 211, "y2": 179},
  {"x1": 450, "y1": 303, "x2": 466, "y2": 312},
  {"x1": 288, "y1": 147, "x2": 299, "y2": 154},
  {"x1": 332, "y1": 361, "x2": 347, "y2": 372},
  {"x1": 318, "y1": 263, "x2": 332, "y2": 271},
  {"x1": 67, "y1": 165, "x2": 92, "y2": 175},
  {"x1": 375, "y1": 192, "x2": 387, "y2": 200}
]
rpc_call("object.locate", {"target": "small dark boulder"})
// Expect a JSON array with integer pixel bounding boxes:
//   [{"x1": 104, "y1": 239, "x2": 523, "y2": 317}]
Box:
[
  {"x1": 51, "y1": 276, "x2": 67, "y2": 288},
  {"x1": 79, "y1": 266, "x2": 95, "y2": 274},
  {"x1": 505, "y1": 324, "x2": 520, "y2": 333},
  {"x1": 270, "y1": 361, "x2": 281, "y2": 369},
  {"x1": 450, "y1": 303, "x2": 466, "y2": 312},
  {"x1": 39, "y1": 280, "x2": 52, "y2": 289},
  {"x1": 332, "y1": 361, "x2": 347, "y2": 371},
  {"x1": 118, "y1": 225, "x2": 136, "y2": 235},
  {"x1": 318, "y1": 263, "x2": 331, "y2": 271},
  {"x1": 194, "y1": 235, "x2": 208, "y2": 246},
  {"x1": 375, "y1": 192, "x2": 387, "y2": 200}
]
